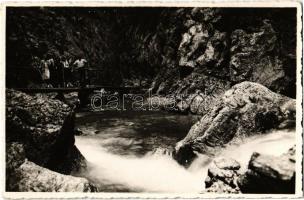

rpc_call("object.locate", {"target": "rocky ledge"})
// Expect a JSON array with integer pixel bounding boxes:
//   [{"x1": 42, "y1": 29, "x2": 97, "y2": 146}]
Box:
[
  {"x1": 205, "y1": 146, "x2": 295, "y2": 194},
  {"x1": 6, "y1": 89, "x2": 97, "y2": 192},
  {"x1": 174, "y1": 82, "x2": 295, "y2": 165}
]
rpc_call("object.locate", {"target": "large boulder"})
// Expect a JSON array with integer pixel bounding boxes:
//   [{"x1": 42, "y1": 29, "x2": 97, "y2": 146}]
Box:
[
  {"x1": 174, "y1": 82, "x2": 296, "y2": 165},
  {"x1": 6, "y1": 89, "x2": 86, "y2": 174},
  {"x1": 237, "y1": 146, "x2": 295, "y2": 194}
]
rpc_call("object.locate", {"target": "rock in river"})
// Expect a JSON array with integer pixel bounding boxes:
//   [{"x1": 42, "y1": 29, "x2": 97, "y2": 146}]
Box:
[
  {"x1": 237, "y1": 146, "x2": 295, "y2": 194},
  {"x1": 174, "y1": 81, "x2": 296, "y2": 165},
  {"x1": 205, "y1": 157, "x2": 241, "y2": 193},
  {"x1": 204, "y1": 146, "x2": 295, "y2": 194}
]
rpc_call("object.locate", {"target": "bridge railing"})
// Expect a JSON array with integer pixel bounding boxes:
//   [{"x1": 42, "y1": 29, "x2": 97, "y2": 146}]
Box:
[
  {"x1": 6, "y1": 66, "x2": 108, "y2": 88},
  {"x1": 7, "y1": 66, "x2": 148, "y2": 91}
]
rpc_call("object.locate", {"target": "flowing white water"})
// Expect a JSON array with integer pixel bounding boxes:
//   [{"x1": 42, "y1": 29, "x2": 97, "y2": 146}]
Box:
[
  {"x1": 217, "y1": 129, "x2": 295, "y2": 172},
  {"x1": 75, "y1": 129, "x2": 295, "y2": 193},
  {"x1": 75, "y1": 137, "x2": 204, "y2": 192}
]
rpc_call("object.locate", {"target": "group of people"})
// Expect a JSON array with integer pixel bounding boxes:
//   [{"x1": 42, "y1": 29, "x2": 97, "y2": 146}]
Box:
[{"x1": 36, "y1": 55, "x2": 88, "y2": 88}]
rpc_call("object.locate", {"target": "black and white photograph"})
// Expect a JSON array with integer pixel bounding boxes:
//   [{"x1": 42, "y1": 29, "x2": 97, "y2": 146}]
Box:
[{"x1": 2, "y1": 1, "x2": 302, "y2": 198}]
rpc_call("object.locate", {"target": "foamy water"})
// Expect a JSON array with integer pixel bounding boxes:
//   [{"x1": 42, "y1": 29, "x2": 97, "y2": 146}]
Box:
[
  {"x1": 75, "y1": 137, "x2": 204, "y2": 192},
  {"x1": 75, "y1": 129, "x2": 295, "y2": 193},
  {"x1": 218, "y1": 129, "x2": 295, "y2": 172}
]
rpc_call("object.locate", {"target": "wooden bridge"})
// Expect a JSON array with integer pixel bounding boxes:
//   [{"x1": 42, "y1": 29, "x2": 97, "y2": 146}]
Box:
[
  {"x1": 9, "y1": 66, "x2": 149, "y2": 106},
  {"x1": 13, "y1": 85, "x2": 148, "y2": 107},
  {"x1": 14, "y1": 86, "x2": 146, "y2": 94}
]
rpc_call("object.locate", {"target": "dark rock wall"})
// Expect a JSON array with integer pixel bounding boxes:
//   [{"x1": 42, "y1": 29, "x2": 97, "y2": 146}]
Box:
[
  {"x1": 6, "y1": 8, "x2": 296, "y2": 99},
  {"x1": 6, "y1": 7, "x2": 164, "y2": 87}
]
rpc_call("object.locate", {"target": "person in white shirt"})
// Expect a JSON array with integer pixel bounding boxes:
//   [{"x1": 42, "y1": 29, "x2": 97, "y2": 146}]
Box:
[
  {"x1": 41, "y1": 59, "x2": 50, "y2": 83},
  {"x1": 73, "y1": 58, "x2": 87, "y2": 70},
  {"x1": 73, "y1": 57, "x2": 87, "y2": 87},
  {"x1": 41, "y1": 58, "x2": 54, "y2": 88}
]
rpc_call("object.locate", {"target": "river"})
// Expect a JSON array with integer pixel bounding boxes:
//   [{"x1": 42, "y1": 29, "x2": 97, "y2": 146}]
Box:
[{"x1": 74, "y1": 110, "x2": 295, "y2": 193}]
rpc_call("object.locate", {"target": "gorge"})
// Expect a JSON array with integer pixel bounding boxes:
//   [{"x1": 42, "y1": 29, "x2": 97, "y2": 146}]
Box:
[{"x1": 5, "y1": 7, "x2": 297, "y2": 194}]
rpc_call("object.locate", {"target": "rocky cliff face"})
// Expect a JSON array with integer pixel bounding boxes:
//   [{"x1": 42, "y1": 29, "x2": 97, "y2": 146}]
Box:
[
  {"x1": 143, "y1": 7, "x2": 296, "y2": 116},
  {"x1": 152, "y1": 9, "x2": 296, "y2": 118},
  {"x1": 7, "y1": 8, "x2": 296, "y2": 99},
  {"x1": 150, "y1": 8, "x2": 296, "y2": 98},
  {"x1": 6, "y1": 89, "x2": 96, "y2": 192}
]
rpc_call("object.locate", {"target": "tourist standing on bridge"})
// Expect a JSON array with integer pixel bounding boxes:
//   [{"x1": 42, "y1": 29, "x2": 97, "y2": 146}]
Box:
[
  {"x1": 61, "y1": 56, "x2": 72, "y2": 87},
  {"x1": 54, "y1": 55, "x2": 63, "y2": 88},
  {"x1": 40, "y1": 59, "x2": 50, "y2": 87},
  {"x1": 73, "y1": 57, "x2": 87, "y2": 88},
  {"x1": 40, "y1": 57, "x2": 54, "y2": 88},
  {"x1": 45, "y1": 56, "x2": 57, "y2": 88}
]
